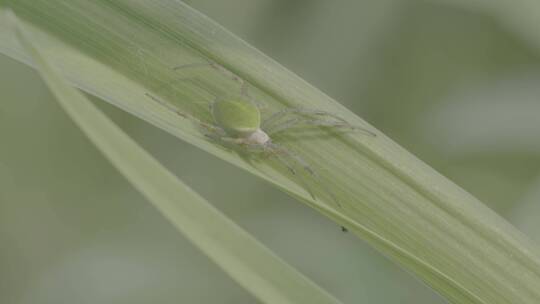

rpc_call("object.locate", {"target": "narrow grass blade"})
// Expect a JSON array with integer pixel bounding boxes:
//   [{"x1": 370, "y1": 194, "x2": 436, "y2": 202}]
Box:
[
  {"x1": 8, "y1": 11, "x2": 343, "y2": 304},
  {"x1": 1, "y1": 2, "x2": 540, "y2": 303}
]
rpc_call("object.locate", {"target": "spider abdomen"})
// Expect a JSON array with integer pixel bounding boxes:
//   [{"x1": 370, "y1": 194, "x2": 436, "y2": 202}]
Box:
[{"x1": 212, "y1": 99, "x2": 261, "y2": 136}]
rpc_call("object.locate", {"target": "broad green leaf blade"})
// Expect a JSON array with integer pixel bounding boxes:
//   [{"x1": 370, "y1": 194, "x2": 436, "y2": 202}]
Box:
[
  {"x1": 1, "y1": 2, "x2": 540, "y2": 303},
  {"x1": 8, "y1": 11, "x2": 343, "y2": 304}
]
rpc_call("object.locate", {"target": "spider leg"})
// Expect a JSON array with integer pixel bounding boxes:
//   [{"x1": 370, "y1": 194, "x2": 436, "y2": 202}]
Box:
[
  {"x1": 171, "y1": 61, "x2": 272, "y2": 112},
  {"x1": 218, "y1": 139, "x2": 316, "y2": 199},
  {"x1": 173, "y1": 61, "x2": 250, "y2": 99},
  {"x1": 262, "y1": 108, "x2": 347, "y2": 128},
  {"x1": 217, "y1": 136, "x2": 251, "y2": 146},
  {"x1": 203, "y1": 132, "x2": 235, "y2": 145},
  {"x1": 262, "y1": 108, "x2": 375, "y2": 136},
  {"x1": 144, "y1": 92, "x2": 221, "y2": 133},
  {"x1": 151, "y1": 74, "x2": 219, "y2": 103},
  {"x1": 264, "y1": 144, "x2": 317, "y2": 200},
  {"x1": 267, "y1": 143, "x2": 341, "y2": 208},
  {"x1": 153, "y1": 76, "x2": 195, "y2": 95},
  {"x1": 266, "y1": 116, "x2": 375, "y2": 137}
]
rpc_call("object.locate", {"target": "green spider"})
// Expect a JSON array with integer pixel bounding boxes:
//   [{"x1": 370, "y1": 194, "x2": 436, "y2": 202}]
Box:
[{"x1": 145, "y1": 61, "x2": 375, "y2": 205}]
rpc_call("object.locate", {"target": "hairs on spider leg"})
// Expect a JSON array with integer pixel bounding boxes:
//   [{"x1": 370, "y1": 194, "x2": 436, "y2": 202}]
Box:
[
  {"x1": 172, "y1": 61, "x2": 250, "y2": 97},
  {"x1": 178, "y1": 62, "x2": 242, "y2": 84},
  {"x1": 270, "y1": 146, "x2": 317, "y2": 201},
  {"x1": 263, "y1": 110, "x2": 376, "y2": 137},
  {"x1": 153, "y1": 76, "x2": 197, "y2": 93},
  {"x1": 172, "y1": 62, "x2": 214, "y2": 71},
  {"x1": 262, "y1": 108, "x2": 350, "y2": 128},
  {"x1": 266, "y1": 116, "x2": 371, "y2": 137},
  {"x1": 151, "y1": 73, "x2": 220, "y2": 102},
  {"x1": 269, "y1": 143, "x2": 342, "y2": 208},
  {"x1": 144, "y1": 92, "x2": 188, "y2": 118},
  {"x1": 144, "y1": 92, "x2": 222, "y2": 135}
]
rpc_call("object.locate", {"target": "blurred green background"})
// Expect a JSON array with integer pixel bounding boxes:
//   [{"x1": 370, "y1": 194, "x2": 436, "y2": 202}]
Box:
[{"x1": 2, "y1": 1, "x2": 540, "y2": 303}]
